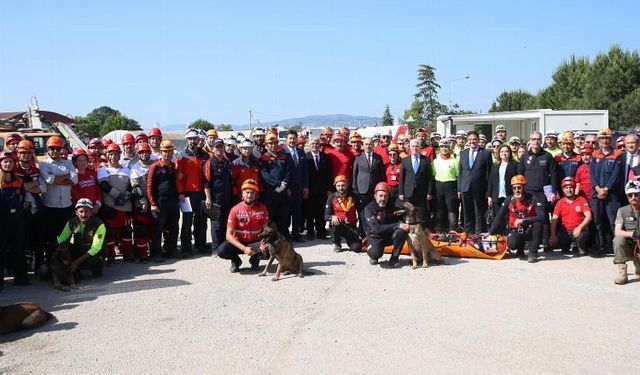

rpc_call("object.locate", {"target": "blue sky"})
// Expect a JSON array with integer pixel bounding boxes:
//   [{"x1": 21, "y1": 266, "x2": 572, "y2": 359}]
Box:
[{"x1": 0, "y1": 0, "x2": 637, "y2": 128}]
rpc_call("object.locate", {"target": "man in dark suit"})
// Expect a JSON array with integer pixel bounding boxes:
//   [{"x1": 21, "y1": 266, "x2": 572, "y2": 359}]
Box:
[
  {"x1": 399, "y1": 138, "x2": 434, "y2": 224},
  {"x1": 305, "y1": 137, "x2": 332, "y2": 240},
  {"x1": 457, "y1": 130, "x2": 492, "y2": 234},
  {"x1": 352, "y1": 137, "x2": 385, "y2": 237},
  {"x1": 283, "y1": 130, "x2": 309, "y2": 242}
]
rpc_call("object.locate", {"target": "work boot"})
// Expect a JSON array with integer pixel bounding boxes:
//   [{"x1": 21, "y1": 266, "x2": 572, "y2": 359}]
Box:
[
  {"x1": 388, "y1": 257, "x2": 400, "y2": 268},
  {"x1": 515, "y1": 249, "x2": 526, "y2": 260},
  {"x1": 527, "y1": 252, "x2": 538, "y2": 263},
  {"x1": 369, "y1": 257, "x2": 378, "y2": 265},
  {"x1": 230, "y1": 259, "x2": 242, "y2": 273},
  {"x1": 333, "y1": 244, "x2": 342, "y2": 253},
  {"x1": 614, "y1": 263, "x2": 628, "y2": 285}
]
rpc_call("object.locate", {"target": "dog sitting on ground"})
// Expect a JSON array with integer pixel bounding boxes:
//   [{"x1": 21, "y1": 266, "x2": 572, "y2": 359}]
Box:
[
  {"x1": 50, "y1": 244, "x2": 78, "y2": 291},
  {"x1": 258, "y1": 223, "x2": 306, "y2": 281},
  {"x1": 0, "y1": 302, "x2": 53, "y2": 335},
  {"x1": 400, "y1": 200, "x2": 443, "y2": 268}
]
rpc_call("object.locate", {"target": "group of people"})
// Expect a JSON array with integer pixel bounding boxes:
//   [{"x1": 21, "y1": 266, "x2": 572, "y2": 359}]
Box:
[{"x1": 1, "y1": 124, "x2": 639, "y2": 290}]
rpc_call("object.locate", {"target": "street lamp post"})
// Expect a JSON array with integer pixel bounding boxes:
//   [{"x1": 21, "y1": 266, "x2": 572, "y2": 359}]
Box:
[{"x1": 448, "y1": 76, "x2": 470, "y2": 108}]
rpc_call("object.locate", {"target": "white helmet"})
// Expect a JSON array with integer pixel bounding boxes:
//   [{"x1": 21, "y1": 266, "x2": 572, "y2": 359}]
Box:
[
  {"x1": 625, "y1": 180, "x2": 640, "y2": 195},
  {"x1": 495, "y1": 124, "x2": 507, "y2": 132},
  {"x1": 75, "y1": 198, "x2": 93, "y2": 210},
  {"x1": 185, "y1": 128, "x2": 200, "y2": 139}
]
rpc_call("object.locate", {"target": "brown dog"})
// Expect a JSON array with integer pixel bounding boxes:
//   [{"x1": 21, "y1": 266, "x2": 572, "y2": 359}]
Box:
[
  {"x1": 401, "y1": 200, "x2": 443, "y2": 268},
  {"x1": 0, "y1": 302, "x2": 53, "y2": 335},
  {"x1": 51, "y1": 244, "x2": 78, "y2": 291},
  {"x1": 258, "y1": 223, "x2": 305, "y2": 281}
]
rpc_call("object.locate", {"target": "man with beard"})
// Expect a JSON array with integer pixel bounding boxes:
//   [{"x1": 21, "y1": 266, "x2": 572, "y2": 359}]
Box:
[
  {"x1": 365, "y1": 182, "x2": 409, "y2": 268},
  {"x1": 575, "y1": 144, "x2": 593, "y2": 199},
  {"x1": 324, "y1": 175, "x2": 361, "y2": 253},
  {"x1": 148, "y1": 128, "x2": 163, "y2": 161},
  {"x1": 495, "y1": 124, "x2": 507, "y2": 142},
  {"x1": 349, "y1": 133, "x2": 363, "y2": 157},
  {"x1": 98, "y1": 143, "x2": 133, "y2": 264},
  {"x1": 251, "y1": 127, "x2": 267, "y2": 158},
  {"x1": 204, "y1": 139, "x2": 233, "y2": 252},
  {"x1": 549, "y1": 177, "x2": 592, "y2": 256},
  {"x1": 217, "y1": 179, "x2": 270, "y2": 273},
  {"x1": 231, "y1": 140, "x2": 262, "y2": 203},
  {"x1": 373, "y1": 129, "x2": 392, "y2": 165},
  {"x1": 129, "y1": 142, "x2": 154, "y2": 261},
  {"x1": 204, "y1": 128, "x2": 218, "y2": 155},
  {"x1": 119, "y1": 133, "x2": 138, "y2": 169},
  {"x1": 225, "y1": 136, "x2": 239, "y2": 162},
  {"x1": 555, "y1": 132, "x2": 581, "y2": 183},
  {"x1": 178, "y1": 129, "x2": 210, "y2": 256},
  {"x1": 489, "y1": 175, "x2": 545, "y2": 262},
  {"x1": 612, "y1": 180, "x2": 640, "y2": 285},
  {"x1": 306, "y1": 137, "x2": 332, "y2": 240},
  {"x1": 259, "y1": 133, "x2": 293, "y2": 237},
  {"x1": 544, "y1": 130, "x2": 561, "y2": 157}
]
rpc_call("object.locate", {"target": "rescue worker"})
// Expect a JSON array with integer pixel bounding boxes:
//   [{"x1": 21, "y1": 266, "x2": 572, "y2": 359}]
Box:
[
  {"x1": 573, "y1": 131, "x2": 586, "y2": 153},
  {"x1": 319, "y1": 127, "x2": 334, "y2": 152},
  {"x1": 251, "y1": 127, "x2": 267, "y2": 158},
  {"x1": 147, "y1": 140, "x2": 182, "y2": 261},
  {"x1": 549, "y1": 176, "x2": 592, "y2": 256},
  {"x1": 365, "y1": 182, "x2": 409, "y2": 268},
  {"x1": 432, "y1": 138, "x2": 460, "y2": 232},
  {"x1": 217, "y1": 179, "x2": 270, "y2": 273},
  {"x1": 544, "y1": 130, "x2": 561, "y2": 157},
  {"x1": 197, "y1": 129, "x2": 207, "y2": 150},
  {"x1": 297, "y1": 135, "x2": 307, "y2": 149},
  {"x1": 416, "y1": 130, "x2": 435, "y2": 160},
  {"x1": 373, "y1": 129, "x2": 392, "y2": 165},
  {"x1": 478, "y1": 134, "x2": 488, "y2": 150},
  {"x1": 453, "y1": 130, "x2": 467, "y2": 157},
  {"x1": 97, "y1": 143, "x2": 133, "y2": 264},
  {"x1": 135, "y1": 133, "x2": 148, "y2": 145},
  {"x1": 71, "y1": 149, "x2": 102, "y2": 214},
  {"x1": 204, "y1": 139, "x2": 233, "y2": 252},
  {"x1": 349, "y1": 133, "x2": 363, "y2": 156},
  {"x1": 385, "y1": 143, "x2": 402, "y2": 202},
  {"x1": 14, "y1": 140, "x2": 46, "y2": 271},
  {"x1": 205, "y1": 128, "x2": 219, "y2": 155},
  {"x1": 129, "y1": 142, "x2": 154, "y2": 261},
  {"x1": 178, "y1": 129, "x2": 210, "y2": 256},
  {"x1": 509, "y1": 136, "x2": 522, "y2": 156},
  {"x1": 324, "y1": 175, "x2": 361, "y2": 253},
  {"x1": 495, "y1": 124, "x2": 507, "y2": 142},
  {"x1": 325, "y1": 133, "x2": 355, "y2": 186},
  {"x1": 590, "y1": 128, "x2": 622, "y2": 257},
  {"x1": 612, "y1": 180, "x2": 640, "y2": 285},
  {"x1": 615, "y1": 136, "x2": 626, "y2": 151},
  {"x1": 5, "y1": 133, "x2": 22, "y2": 155},
  {"x1": 119, "y1": 133, "x2": 138, "y2": 168},
  {"x1": 555, "y1": 131, "x2": 581, "y2": 182},
  {"x1": 231, "y1": 140, "x2": 261, "y2": 203},
  {"x1": 148, "y1": 127, "x2": 163, "y2": 160},
  {"x1": 56, "y1": 198, "x2": 105, "y2": 279},
  {"x1": 397, "y1": 136, "x2": 409, "y2": 159},
  {"x1": 575, "y1": 144, "x2": 593, "y2": 199},
  {"x1": 489, "y1": 175, "x2": 545, "y2": 263},
  {"x1": 224, "y1": 136, "x2": 239, "y2": 162},
  {"x1": 0, "y1": 151, "x2": 30, "y2": 288},
  {"x1": 258, "y1": 133, "x2": 293, "y2": 237},
  {"x1": 39, "y1": 135, "x2": 78, "y2": 266}
]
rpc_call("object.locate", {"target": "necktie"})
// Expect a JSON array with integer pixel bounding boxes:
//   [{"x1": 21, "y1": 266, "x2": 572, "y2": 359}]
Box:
[
  {"x1": 469, "y1": 149, "x2": 476, "y2": 169},
  {"x1": 292, "y1": 149, "x2": 298, "y2": 166},
  {"x1": 314, "y1": 154, "x2": 319, "y2": 170},
  {"x1": 367, "y1": 153, "x2": 372, "y2": 167},
  {"x1": 413, "y1": 156, "x2": 419, "y2": 174}
]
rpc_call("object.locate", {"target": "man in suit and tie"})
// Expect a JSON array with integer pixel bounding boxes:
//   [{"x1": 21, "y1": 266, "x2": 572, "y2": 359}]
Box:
[
  {"x1": 457, "y1": 130, "x2": 492, "y2": 234},
  {"x1": 620, "y1": 134, "x2": 639, "y2": 204},
  {"x1": 283, "y1": 130, "x2": 309, "y2": 242},
  {"x1": 305, "y1": 137, "x2": 332, "y2": 240},
  {"x1": 399, "y1": 138, "x2": 434, "y2": 225},
  {"x1": 352, "y1": 137, "x2": 385, "y2": 237}
]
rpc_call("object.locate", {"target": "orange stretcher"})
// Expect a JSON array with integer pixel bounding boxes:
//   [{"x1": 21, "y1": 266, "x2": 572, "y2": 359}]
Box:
[{"x1": 383, "y1": 232, "x2": 508, "y2": 260}]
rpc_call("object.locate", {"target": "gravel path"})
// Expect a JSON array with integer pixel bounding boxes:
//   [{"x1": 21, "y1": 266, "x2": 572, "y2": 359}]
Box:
[{"x1": 1, "y1": 241, "x2": 639, "y2": 374}]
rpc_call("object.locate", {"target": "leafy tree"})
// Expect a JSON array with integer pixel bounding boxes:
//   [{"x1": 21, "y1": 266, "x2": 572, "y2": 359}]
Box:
[
  {"x1": 382, "y1": 105, "x2": 393, "y2": 126},
  {"x1": 189, "y1": 118, "x2": 215, "y2": 130},
  {"x1": 87, "y1": 106, "x2": 121, "y2": 125},
  {"x1": 414, "y1": 64, "x2": 442, "y2": 126},
  {"x1": 217, "y1": 123, "x2": 233, "y2": 131},
  {"x1": 403, "y1": 99, "x2": 425, "y2": 131},
  {"x1": 489, "y1": 89, "x2": 538, "y2": 112},
  {"x1": 74, "y1": 115, "x2": 102, "y2": 140},
  {"x1": 99, "y1": 114, "x2": 141, "y2": 136}
]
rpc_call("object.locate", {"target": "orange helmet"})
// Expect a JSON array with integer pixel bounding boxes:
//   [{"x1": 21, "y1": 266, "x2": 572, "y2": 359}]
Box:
[
  {"x1": 241, "y1": 178, "x2": 259, "y2": 192},
  {"x1": 322, "y1": 127, "x2": 334, "y2": 137},
  {"x1": 46, "y1": 136, "x2": 65, "y2": 149},
  {"x1": 374, "y1": 182, "x2": 390, "y2": 193},
  {"x1": 561, "y1": 177, "x2": 576, "y2": 188},
  {"x1": 333, "y1": 175, "x2": 348, "y2": 185},
  {"x1": 136, "y1": 142, "x2": 152, "y2": 153},
  {"x1": 148, "y1": 128, "x2": 162, "y2": 138},
  {"x1": 121, "y1": 133, "x2": 135, "y2": 145},
  {"x1": 106, "y1": 143, "x2": 121, "y2": 153},
  {"x1": 511, "y1": 175, "x2": 527, "y2": 186},
  {"x1": 265, "y1": 134, "x2": 278, "y2": 144},
  {"x1": 597, "y1": 128, "x2": 612, "y2": 138},
  {"x1": 388, "y1": 143, "x2": 399, "y2": 152},
  {"x1": 17, "y1": 140, "x2": 34, "y2": 153}
]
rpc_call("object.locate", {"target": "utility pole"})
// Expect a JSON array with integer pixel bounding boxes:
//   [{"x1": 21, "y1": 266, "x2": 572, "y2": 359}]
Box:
[{"x1": 249, "y1": 110, "x2": 253, "y2": 131}]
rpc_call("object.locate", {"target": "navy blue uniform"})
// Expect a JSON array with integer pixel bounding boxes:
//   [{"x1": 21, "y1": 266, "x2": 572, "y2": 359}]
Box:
[
  {"x1": 590, "y1": 148, "x2": 622, "y2": 254},
  {"x1": 204, "y1": 154, "x2": 233, "y2": 249},
  {"x1": 259, "y1": 149, "x2": 293, "y2": 237}
]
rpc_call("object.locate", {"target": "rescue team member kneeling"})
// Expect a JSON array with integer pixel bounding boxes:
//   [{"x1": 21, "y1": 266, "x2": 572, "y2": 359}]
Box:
[
  {"x1": 365, "y1": 182, "x2": 408, "y2": 268},
  {"x1": 549, "y1": 177, "x2": 592, "y2": 256},
  {"x1": 489, "y1": 175, "x2": 544, "y2": 263},
  {"x1": 612, "y1": 180, "x2": 640, "y2": 285},
  {"x1": 217, "y1": 179, "x2": 270, "y2": 273},
  {"x1": 324, "y1": 175, "x2": 361, "y2": 253},
  {"x1": 56, "y1": 198, "x2": 105, "y2": 278}
]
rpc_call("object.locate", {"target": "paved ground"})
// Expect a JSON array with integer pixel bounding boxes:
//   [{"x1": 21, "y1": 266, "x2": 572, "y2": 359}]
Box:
[{"x1": 1, "y1": 240, "x2": 639, "y2": 374}]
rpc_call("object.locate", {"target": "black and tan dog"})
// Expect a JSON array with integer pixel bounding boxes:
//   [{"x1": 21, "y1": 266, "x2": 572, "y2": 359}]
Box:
[
  {"x1": 400, "y1": 200, "x2": 443, "y2": 268},
  {"x1": 50, "y1": 244, "x2": 78, "y2": 291},
  {"x1": 258, "y1": 223, "x2": 306, "y2": 281},
  {"x1": 0, "y1": 302, "x2": 53, "y2": 335}
]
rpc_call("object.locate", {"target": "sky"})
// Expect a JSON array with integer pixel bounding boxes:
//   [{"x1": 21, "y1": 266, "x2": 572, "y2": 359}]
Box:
[{"x1": 0, "y1": 0, "x2": 638, "y2": 128}]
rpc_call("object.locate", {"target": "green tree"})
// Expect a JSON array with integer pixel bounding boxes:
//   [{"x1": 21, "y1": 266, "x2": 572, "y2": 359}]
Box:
[
  {"x1": 537, "y1": 55, "x2": 590, "y2": 109},
  {"x1": 414, "y1": 64, "x2": 442, "y2": 126},
  {"x1": 217, "y1": 123, "x2": 233, "y2": 131},
  {"x1": 489, "y1": 89, "x2": 538, "y2": 112},
  {"x1": 403, "y1": 99, "x2": 425, "y2": 131},
  {"x1": 382, "y1": 105, "x2": 393, "y2": 126},
  {"x1": 189, "y1": 118, "x2": 215, "y2": 130},
  {"x1": 74, "y1": 115, "x2": 102, "y2": 140},
  {"x1": 99, "y1": 114, "x2": 141, "y2": 136}
]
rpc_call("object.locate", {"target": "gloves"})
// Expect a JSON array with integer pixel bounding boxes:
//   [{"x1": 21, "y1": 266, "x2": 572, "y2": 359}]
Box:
[
  {"x1": 632, "y1": 230, "x2": 640, "y2": 240},
  {"x1": 115, "y1": 192, "x2": 132, "y2": 206},
  {"x1": 274, "y1": 181, "x2": 287, "y2": 193}
]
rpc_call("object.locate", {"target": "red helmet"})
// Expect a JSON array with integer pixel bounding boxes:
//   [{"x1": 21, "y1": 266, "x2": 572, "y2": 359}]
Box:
[
  {"x1": 71, "y1": 148, "x2": 88, "y2": 163},
  {"x1": 136, "y1": 142, "x2": 152, "y2": 153},
  {"x1": 46, "y1": 136, "x2": 65, "y2": 149},
  {"x1": 135, "y1": 133, "x2": 148, "y2": 143},
  {"x1": 374, "y1": 182, "x2": 390, "y2": 193},
  {"x1": 297, "y1": 135, "x2": 306, "y2": 146},
  {"x1": 561, "y1": 177, "x2": 576, "y2": 188},
  {"x1": 121, "y1": 133, "x2": 135, "y2": 145},
  {"x1": 106, "y1": 143, "x2": 121, "y2": 153},
  {"x1": 102, "y1": 138, "x2": 113, "y2": 146},
  {"x1": 0, "y1": 150, "x2": 15, "y2": 162},
  {"x1": 88, "y1": 138, "x2": 103, "y2": 148},
  {"x1": 7, "y1": 133, "x2": 22, "y2": 142},
  {"x1": 87, "y1": 149, "x2": 100, "y2": 158},
  {"x1": 148, "y1": 128, "x2": 162, "y2": 138},
  {"x1": 580, "y1": 144, "x2": 594, "y2": 155}
]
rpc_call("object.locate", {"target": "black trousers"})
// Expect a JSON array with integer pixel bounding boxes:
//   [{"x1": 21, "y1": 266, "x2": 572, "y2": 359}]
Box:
[
  {"x1": 24, "y1": 208, "x2": 46, "y2": 270},
  {"x1": 355, "y1": 193, "x2": 373, "y2": 238},
  {"x1": 305, "y1": 190, "x2": 328, "y2": 236},
  {"x1": 367, "y1": 228, "x2": 408, "y2": 261},
  {"x1": 263, "y1": 188, "x2": 292, "y2": 238},
  {"x1": 461, "y1": 187, "x2": 487, "y2": 234},
  {"x1": 151, "y1": 199, "x2": 179, "y2": 257},
  {"x1": 435, "y1": 181, "x2": 459, "y2": 232},
  {"x1": 554, "y1": 227, "x2": 590, "y2": 252},
  {"x1": 43, "y1": 205, "x2": 74, "y2": 265},
  {"x1": 289, "y1": 187, "x2": 304, "y2": 237},
  {"x1": 0, "y1": 208, "x2": 27, "y2": 283},
  {"x1": 506, "y1": 222, "x2": 543, "y2": 254},
  {"x1": 527, "y1": 190, "x2": 551, "y2": 247},
  {"x1": 209, "y1": 200, "x2": 231, "y2": 250},
  {"x1": 180, "y1": 191, "x2": 207, "y2": 251},
  {"x1": 330, "y1": 223, "x2": 361, "y2": 252},
  {"x1": 591, "y1": 196, "x2": 620, "y2": 253},
  {"x1": 217, "y1": 240, "x2": 262, "y2": 266}
]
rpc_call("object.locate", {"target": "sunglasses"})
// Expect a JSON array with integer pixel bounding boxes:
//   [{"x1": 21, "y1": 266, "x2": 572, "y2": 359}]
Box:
[
  {"x1": 585, "y1": 141, "x2": 597, "y2": 144},
  {"x1": 627, "y1": 192, "x2": 640, "y2": 198},
  {"x1": 49, "y1": 147, "x2": 62, "y2": 151},
  {"x1": 512, "y1": 186, "x2": 524, "y2": 190}
]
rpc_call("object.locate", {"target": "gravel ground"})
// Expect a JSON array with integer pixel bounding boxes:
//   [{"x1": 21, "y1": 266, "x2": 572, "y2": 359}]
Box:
[{"x1": 1, "y1": 240, "x2": 640, "y2": 374}]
